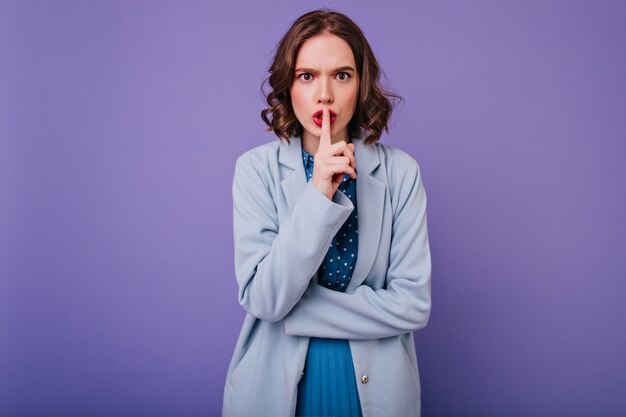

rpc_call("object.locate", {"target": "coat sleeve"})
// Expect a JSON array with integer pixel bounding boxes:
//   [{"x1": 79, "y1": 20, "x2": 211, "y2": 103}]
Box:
[
  {"x1": 283, "y1": 160, "x2": 432, "y2": 339},
  {"x1": 232, "y1": 153, "x2": 354, "y2": 323}
]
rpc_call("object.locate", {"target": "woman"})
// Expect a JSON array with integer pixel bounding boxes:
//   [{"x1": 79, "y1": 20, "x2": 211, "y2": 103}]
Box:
[{"x1": 222, "y1": 9, "x2": 431, "y2": 417}]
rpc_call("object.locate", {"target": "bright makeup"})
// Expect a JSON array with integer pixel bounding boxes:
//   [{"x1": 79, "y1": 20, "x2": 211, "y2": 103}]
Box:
[{"x1": 312, "y1": 109, "x2": 337, "y2": 127}]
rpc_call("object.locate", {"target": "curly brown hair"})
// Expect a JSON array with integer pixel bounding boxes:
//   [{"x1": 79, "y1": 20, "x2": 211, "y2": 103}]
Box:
[{"x1": 261, "y1": 9, "x2": 402, "y2": 145}]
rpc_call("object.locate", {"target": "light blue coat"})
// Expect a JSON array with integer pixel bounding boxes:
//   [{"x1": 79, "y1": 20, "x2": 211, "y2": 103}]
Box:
[{"x1": 222, "y1": 136, "x2": 432, "y2": 417}]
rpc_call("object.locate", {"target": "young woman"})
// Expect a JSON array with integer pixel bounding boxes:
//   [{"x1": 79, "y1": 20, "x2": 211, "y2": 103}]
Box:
[{"x1": 222, "y1": 9, "x2": 432, "y2": 417}]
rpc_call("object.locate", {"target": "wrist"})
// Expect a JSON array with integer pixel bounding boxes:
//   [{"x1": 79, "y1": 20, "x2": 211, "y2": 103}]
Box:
[{"x1": 311, "y1": 178, "x2": 333, "y2": 200}]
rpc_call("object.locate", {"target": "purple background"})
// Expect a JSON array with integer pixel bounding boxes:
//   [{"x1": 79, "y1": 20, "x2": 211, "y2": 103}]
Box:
[{"x1": 1, "y1": 1, "x2": 625, "y2": 416}]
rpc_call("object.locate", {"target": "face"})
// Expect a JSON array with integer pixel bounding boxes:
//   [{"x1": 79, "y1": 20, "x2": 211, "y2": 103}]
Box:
[{"x1": 290, "y1": 32, "x2": 359, "y2": 148}]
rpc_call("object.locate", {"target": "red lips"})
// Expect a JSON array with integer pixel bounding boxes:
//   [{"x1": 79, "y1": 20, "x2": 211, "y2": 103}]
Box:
[{"x1": 312, "y1": 109, "x2": 337, "y2": 127}]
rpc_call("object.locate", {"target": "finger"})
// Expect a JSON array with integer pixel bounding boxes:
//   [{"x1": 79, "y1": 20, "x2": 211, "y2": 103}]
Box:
[
  {"x1": 343, "y1": 143, "x2": 356, "y2": 170},
  {"x1": 323, "y1": 160, "x2": 357, "y2": 179},
  {"x1": 340, "y1": 165, "x2": 357, "y2": 179},
  {"x1": 319, "y1": 107, "x2": 332, "y2": 150},
  {"x1": 327, "y1": 140, "x2": 348, "y2": 155},
  {"x1": 327, "y1": 141, "x2": 356, "y2": 170},
  {"x1": 326, "y1": 156, "x2": 351, "y2": 165},
  {"x1": 340, "y1": 165, "x2": 357, "y2": 180}
]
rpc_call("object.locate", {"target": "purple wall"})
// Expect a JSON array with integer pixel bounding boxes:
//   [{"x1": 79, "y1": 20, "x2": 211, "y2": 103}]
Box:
[{"x1": 1, "y1": 1, "x2": 625, "y2": 416}]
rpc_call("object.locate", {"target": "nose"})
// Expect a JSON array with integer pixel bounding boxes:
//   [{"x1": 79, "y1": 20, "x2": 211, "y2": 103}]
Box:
[{"x1": 317, "y1": 78, "x2": 334, "y2": 104}]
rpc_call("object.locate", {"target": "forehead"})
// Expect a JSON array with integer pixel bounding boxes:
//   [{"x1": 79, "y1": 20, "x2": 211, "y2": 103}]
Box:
[{"x1": 295, "y1": 33, "x2": 355, "y2": 67}]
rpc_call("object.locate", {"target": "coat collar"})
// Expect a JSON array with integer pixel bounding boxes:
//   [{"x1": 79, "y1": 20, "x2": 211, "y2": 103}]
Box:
[
  {"x1": 278, "y1": 136, "x2": 385, "y2": 290},
  {"x1": 278, "y1": 135, "x2": 380, "y2": 174}
]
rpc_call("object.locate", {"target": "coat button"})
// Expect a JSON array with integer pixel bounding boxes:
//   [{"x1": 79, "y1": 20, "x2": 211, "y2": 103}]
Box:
[{"x1": 360, "y1": 374, "x2": 369, "y2": 384}]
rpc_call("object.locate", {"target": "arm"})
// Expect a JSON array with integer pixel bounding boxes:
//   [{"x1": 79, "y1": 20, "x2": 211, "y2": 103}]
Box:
[
  {"x1": 283, "y1": 160, "x2": 432, "y2": 339},
  {"x1": 232, "y1": 153, "x2": 353, "y2": 322}
]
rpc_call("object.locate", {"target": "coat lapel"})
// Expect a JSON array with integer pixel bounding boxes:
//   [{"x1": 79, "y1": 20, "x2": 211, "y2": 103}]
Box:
[
  {"x1": 279, "y1": 137, "x2": 307, "y2": 211},
  {"x1": 347, "y1": 137, "x2": 384, "y2": 291},
  {"x1": 278, "y1": 136, "x2": 385, "y2": 290}
]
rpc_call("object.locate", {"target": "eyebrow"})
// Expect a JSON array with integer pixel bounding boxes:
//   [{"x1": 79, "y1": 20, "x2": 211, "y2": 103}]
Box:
[{"x1": 294, "y1": 66, "x2": 356, "y2": 73}]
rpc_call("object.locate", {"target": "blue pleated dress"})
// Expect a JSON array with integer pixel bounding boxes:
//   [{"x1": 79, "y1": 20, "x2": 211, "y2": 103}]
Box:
[{"x1": 295, "y1": 147, "x2": 363, "y2": 417}]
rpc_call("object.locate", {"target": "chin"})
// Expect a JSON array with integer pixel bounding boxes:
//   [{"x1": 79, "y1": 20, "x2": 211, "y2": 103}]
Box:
[{"x1": 302, "y1": 121, "x2": 347, "y2": 140}]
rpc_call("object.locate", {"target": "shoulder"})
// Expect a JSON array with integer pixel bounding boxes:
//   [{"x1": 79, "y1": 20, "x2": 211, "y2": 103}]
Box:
[
  {"x1": 232, "y1": 139, "x2": 284, "y2": 201},
  {"x1": 235, "y1": 139, "x2": 282, "y2": 172},
  {"x1": 372, "y1": 141, "x2": 422, "y2": 182},
  {"x1": 370, "y1": 141, "x2": 427, "y2": 216}
]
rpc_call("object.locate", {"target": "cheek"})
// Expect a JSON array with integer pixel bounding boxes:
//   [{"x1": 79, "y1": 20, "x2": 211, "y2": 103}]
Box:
[
  {"x1": 290, "y1": 86, "x2": 307, "y2": 115},
  {"x1": 344, "y1": 85, "x2": 359, "y2": 114},
  {"x1": 351, "y1": 84, "x2": 359, "y2": 106}
]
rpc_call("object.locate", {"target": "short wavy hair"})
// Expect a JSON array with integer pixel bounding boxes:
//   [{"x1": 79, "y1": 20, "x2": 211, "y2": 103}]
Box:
[{"x1": 261, "y1": 9, "x2": 401, "y2": 145}]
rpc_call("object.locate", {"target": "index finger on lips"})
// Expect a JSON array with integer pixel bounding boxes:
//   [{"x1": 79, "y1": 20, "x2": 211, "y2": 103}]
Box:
[{"x1": 319, "y1": 107, "x2": 332, "y2": 150}]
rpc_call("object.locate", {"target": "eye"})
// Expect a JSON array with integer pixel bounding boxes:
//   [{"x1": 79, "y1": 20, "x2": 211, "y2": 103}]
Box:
[
  {"x1": 297, "y1": 73, "x2": 313, "y2": 81},
  {"x1": 336, "y1": 72, "x2": 351, "y2": 81}
]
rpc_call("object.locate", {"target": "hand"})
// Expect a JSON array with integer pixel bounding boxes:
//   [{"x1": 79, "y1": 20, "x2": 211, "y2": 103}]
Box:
[{"x1": 311, "y1": 107, "x2": 357, "y2": 200}]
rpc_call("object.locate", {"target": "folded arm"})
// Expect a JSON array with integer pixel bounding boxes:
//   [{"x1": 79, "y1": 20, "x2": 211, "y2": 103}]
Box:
[
  {"x1": 232, "y1": 154, "x2": 353, "y2": 322},
  {"x1": 283, "y1": 160, "x2": 432, "y2": 339}
]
